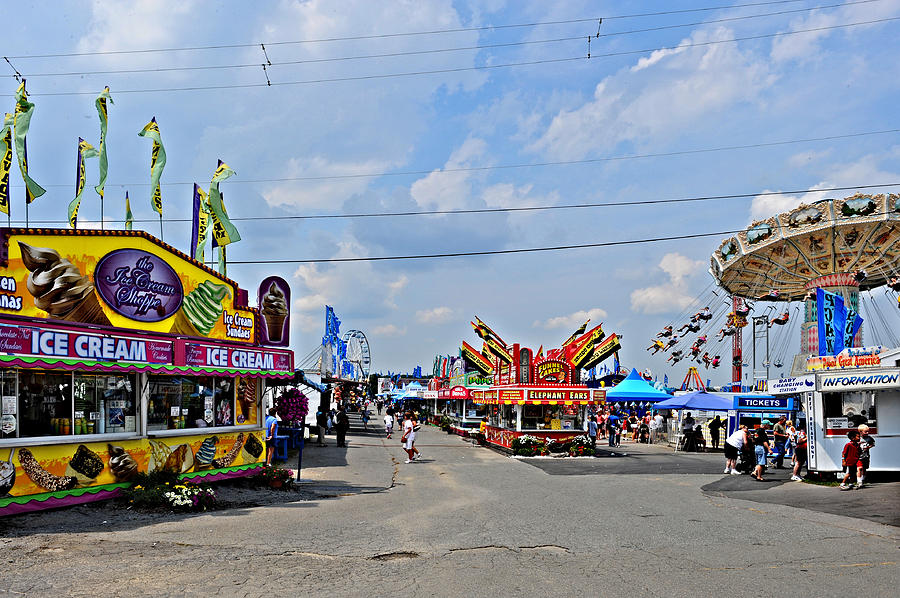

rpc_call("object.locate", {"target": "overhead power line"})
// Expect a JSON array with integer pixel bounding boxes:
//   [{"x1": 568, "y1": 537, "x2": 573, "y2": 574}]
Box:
[
  {"x1": 218, "y1": 206, "x2": 900, "y2": 264},
  {"x1": 14, "y1": 182, "x2": 900, "y2": 226},
  {"x1": 16, "y1": 16, "x2": 900, "y2": 97},
  {"x1": 18, "y1": 1, "x2": 877, "y2": 79},
  {"x1": 7, "y1": 0, "x2": 810, "y2": 60},
  {"x1": 9, "y1": 128, "x2": 900, "y2": 192}
]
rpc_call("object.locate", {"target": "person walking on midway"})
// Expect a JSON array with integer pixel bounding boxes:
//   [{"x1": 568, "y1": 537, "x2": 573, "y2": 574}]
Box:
[
  {"x1": 586, "y1": 416, "x2": 598, "y2": 449},
  {"x1": 708, "y1": 415, "x2": 725, "y2": 449},
  {"x1": 607, "y1": 412, "x2": 621, "y2": 447},
  {"x1": 840, "y1": 430, "x2": 861, "y2": 490},
  {"x1": 772, "y1": 415, "x2": 788, "y2": 468},
  {"x1": 401, "y1": 412, "x2": 417, "y2": 463},
  {"x1": 790, "y1": 427, "x2": 808, "y2": 481},
  {"x1": 384, "y1": 412, "x2": 394, "y2": 439},
  {"x1": 315, "y1": 409, "x2": 328, "y2": 446},
  {"x1": 264, "y1": 407, "x2": 278, "y2": 466},
  {"x1": 752, "y1": 422, "x2": 772, "y2": 481},
  {"x1": 335, "y1": 407, "x2": 350, "y2": 448},
  {"x1": 723, "y1": 424, "x2": 747, "y2": 475}
]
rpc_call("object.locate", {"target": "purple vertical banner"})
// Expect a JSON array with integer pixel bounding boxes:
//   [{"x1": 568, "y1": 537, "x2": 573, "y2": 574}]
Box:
[
  {"x1": 257, "y1": 276, "x2": 290, "y2": 346},
  {"x1": 190, "y1": 183, "x2": 201, "y2": 260}
]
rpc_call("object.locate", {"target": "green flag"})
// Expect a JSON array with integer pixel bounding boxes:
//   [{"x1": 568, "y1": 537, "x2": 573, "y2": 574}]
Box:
[
  {"x1": 0, "y1": 113, "x2": 13, "y2": 217},
  {"x1": 125, "y1": 190, "x2": 133, "y2": 230},
  {"x1": 207, "y1": 160, "x2": 241, "y2": 247},
  {"x1": 138, "y1": 117, "x2": 166, "y2": 216},
  {"x1": 218, "y1": 244, "x2": 227, "y2": 277},
  {"x1": 68, "y1": 138, "x2": 99, "y2": 228},
  {"x1": 94, "y1": 87, "x2": 113, "y2": 199},
  {"x1": 192, "y1": 183, "x2": 210, "y2": 261},
  {"x1": 13, "y1": 81, "x2": 46, "y2": 203}
]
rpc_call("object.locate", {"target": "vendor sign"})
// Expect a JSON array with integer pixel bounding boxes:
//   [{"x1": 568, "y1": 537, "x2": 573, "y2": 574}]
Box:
[
  {"x1": 449, "y1": 385, "x2": 469, "y2": 399},
  {"x1": 734, "y1": 396, "x2": 792, "y2": 410},
  {"x1": 460, "y1": 340, "x2": 493, "y2": 375},
  {"x1": 818, "y1": 370, "x2": 900, "y2": 391},
  {"x1": 0, "y1": 229, "x2": 256, "y2": 344},
  {"x1": 806, "y1": 347, "x2": 882, "y2": 371},
  {"x1": 767, "y1": 375, "x2": 815, "y2": 395},
  {"x1": 0, "y1": 322, "x2": 171, "y2": 363},
  {"x1": 185, "y1": 343, "x2": 293, "y2": 372},
  {"x1": 534, "y1": 359, "x2": 571, "y2": 384}
]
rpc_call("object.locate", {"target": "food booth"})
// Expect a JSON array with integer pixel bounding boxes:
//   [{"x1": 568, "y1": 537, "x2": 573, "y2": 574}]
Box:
[
  {"x1": 461, "y1": 317, "x2": 619, "y2": 449},
  {"x1": 0, "y1": 228, "x2": 294, "y2": 516}
]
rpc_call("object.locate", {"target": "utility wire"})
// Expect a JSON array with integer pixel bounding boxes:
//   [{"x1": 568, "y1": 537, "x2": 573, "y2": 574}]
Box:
[
  {"x1": 11, "y1": 127, "x2": 900, "y2": 190},
  {"x1": 108, "y1": 207, "x2": 900, "y2": 265},
  {"x1": 12, "y1": 182, "x2": 900, "y2": 225},
  {"x1": 18, "y1": 1, "x2": 876, "y2": 79},
  {"x1": 15, "y1": 16, "x2": 899, "y2": 96},
  {"x1": 6, "y1": 0, "x2": 810, "y2": 60}
]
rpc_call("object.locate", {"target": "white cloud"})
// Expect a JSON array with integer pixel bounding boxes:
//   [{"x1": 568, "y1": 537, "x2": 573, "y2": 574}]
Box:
[
  {"x1": 534, "y1": 308, "x2": 608, "y2": 330},
  {"x1": 630, "y1": 253, "x2": 703, "y2": 315},
  {"x1": 263, "y1": 156, "x2": 398, "y2": 210},
  {"x1": 410, "y1": 137, "x2": 488, "y2": 210},
  {"x1": 528, "y1": 27, "x2": 774, "y2": 161},
  {"x1": 77, "y1": 0, "x2": 198, "y2": 67},
  {"x1": 372, "y1": 324, "x2": 407, "y2": 336},
  {"x1": 631, "y1": 46, "x2": 687, "y2": 72},
  {"x1": 290, "y1": 239, "x2": 408, "y2": 320},
  {"x1": 415, "y1": 306, "x2": 455, "y2": 324},
  {"x1": 771, "y1": 0, "x2": 900, "y2": 63},
  {"x1": 749, "y1": 149, "x2": 900, "y2": 221}
]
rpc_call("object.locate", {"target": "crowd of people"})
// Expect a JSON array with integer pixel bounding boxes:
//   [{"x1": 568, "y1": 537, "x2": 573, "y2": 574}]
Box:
[{"x1": 722, "y1": 415, "x2": 812, "y2": 482}]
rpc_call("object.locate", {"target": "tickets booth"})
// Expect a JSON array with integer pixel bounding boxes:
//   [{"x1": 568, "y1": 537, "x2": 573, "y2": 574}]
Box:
[{"x1": 0, "y1": 228, "x2": 294, "y2": 516}]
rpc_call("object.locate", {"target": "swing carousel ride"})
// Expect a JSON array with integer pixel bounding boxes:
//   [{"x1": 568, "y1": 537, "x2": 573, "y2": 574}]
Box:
[{"x1": 646, "y1": 192, "x2": 900, "y2": 389}]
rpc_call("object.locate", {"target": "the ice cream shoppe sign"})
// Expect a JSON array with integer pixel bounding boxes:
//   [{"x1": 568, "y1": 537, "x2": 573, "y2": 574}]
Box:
[
  {"x1": 257, "y1": 276, "x2": 290, "y2": 347},
  {"x1": 0, "y1": 229, "x2": 257, "y2": 343}
]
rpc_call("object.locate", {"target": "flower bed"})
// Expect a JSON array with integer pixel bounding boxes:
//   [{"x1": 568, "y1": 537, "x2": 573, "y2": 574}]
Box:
[{"x1": 123, "y1": 471, "x2": 218, "y2": 512}]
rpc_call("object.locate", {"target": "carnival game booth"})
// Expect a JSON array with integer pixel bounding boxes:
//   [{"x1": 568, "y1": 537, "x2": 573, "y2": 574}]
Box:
[{"x1": 0, "y1": 229, "x2": 294, "y2": 516}]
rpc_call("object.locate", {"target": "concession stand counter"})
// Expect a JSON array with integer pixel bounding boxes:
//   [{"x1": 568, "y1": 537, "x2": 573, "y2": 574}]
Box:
[{"x1": 0, "y1": 228, "x2": 294, "y2": 515}]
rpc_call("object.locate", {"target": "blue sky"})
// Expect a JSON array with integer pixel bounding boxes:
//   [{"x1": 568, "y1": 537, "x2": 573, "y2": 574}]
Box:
[{"x1": 5, "y1": 0, "x2": 900, "y2": 384}]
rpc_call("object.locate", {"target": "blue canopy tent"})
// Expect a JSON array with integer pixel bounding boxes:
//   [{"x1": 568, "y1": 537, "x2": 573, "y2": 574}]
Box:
[
  {"x1": 605, "y1": 369, "x2": 672, "y2": 410},
  {"x1": 653, "y1": 391, "x2": 732, "y2": 411}
]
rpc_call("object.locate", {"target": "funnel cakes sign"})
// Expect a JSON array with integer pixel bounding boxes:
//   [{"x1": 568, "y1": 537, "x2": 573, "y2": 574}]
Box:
[
  {"x1": 0, "y1": 228, "x2": 257, "y2": 344},
  {"x1": 94, "y1": 249, "x2": 183, "y2": 322}
]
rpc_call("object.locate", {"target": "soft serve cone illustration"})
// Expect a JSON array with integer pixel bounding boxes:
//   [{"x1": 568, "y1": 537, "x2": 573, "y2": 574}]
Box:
[
  {"x1": 19, "y1": 242, "x2": 111, "y2": 326},
  {"x1": 261, "y1": 282, "x2": 288, "y2": 342},
  {"x1": 169, "y1": 280, "x2": 231, "y2": 337}
]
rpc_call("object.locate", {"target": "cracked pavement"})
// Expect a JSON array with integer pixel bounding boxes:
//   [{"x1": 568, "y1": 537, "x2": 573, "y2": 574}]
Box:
[{"x1": 1, "y1": 417, "x2": 897, "y2": 597}]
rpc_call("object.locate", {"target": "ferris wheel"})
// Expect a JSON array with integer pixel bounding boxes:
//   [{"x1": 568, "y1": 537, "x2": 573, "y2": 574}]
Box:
[{"x1": 342, "y1": 330, "x2": 371, "y2": 377}]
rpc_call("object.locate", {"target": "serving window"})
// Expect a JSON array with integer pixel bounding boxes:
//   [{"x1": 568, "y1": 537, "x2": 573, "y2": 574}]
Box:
[
  {"x1": 0, "y1": 369, "x2": 136, "y2": 440},
  {"x1": 147, "y1": 375, "x2": 235, "y2": 431},
  {"x1": 823, "y1": 391, "x2": 877, "y2": 429},
  {"x1": 521, "y1": 404, "x2": 583, "y2": 431}
]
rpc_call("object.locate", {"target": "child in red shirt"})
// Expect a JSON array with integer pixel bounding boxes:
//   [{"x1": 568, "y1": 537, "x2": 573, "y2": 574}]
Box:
[{"x1": 840, "y1": 430, "x2": 861, "y2": 490}]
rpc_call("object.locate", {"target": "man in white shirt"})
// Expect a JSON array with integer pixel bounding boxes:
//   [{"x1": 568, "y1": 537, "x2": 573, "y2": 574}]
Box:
[
  {"x1": 384, "y1": 413, "x2": 394, "y2": 439},
  {"x1": 650, "y1": 413, "x2": 664, "y2": 444},
  {"x1": 401, "y1": 412, "x2": 416, "y2": 463}
]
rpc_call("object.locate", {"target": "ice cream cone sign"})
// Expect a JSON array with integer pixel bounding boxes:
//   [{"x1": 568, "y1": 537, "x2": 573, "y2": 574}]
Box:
[{"x1": 257, "y1": 276, "x2": 290, "y2": 346}]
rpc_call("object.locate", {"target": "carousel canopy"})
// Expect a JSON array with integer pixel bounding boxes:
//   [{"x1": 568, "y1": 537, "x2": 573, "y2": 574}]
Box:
[
  {"x1": 605, "y1": 369, "x2": 672, "y2": 402},
  {"x1": 653, "y1": 391, "x2": 731, "y2": 411}
]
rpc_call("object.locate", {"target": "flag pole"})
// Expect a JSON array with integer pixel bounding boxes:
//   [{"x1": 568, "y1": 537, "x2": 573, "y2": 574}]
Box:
[
  {"x1": 100, "y1": 192, "x2": 104, "y2": 230},
  {"x1": 159, "y1": 213, "x2": 163, "y2": 241}
]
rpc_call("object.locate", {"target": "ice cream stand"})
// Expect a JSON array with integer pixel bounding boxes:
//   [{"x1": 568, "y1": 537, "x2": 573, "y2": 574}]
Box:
[{"x1": 0, "y1": 228, "x2": 294, "y2": 516}]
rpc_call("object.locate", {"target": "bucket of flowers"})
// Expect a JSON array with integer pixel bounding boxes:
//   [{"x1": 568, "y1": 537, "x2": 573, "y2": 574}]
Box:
[
  {"x1": 568, "y1": 435, "x2": 595, "y2": 457},
  {"x1": 275, "y1": 388, "x2": 309, "y2": 426},
  {"x1": 255, "y1": 465, "x2": 294, "y2": 489},
  {"x1": 511, "y1": 434, "x2": 547, "y2": 457}
]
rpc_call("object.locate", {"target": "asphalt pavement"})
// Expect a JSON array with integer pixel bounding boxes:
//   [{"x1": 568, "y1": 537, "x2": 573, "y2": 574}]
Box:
[{"x1": 1, "y1": 414, "x2": 897, "y2": 597}]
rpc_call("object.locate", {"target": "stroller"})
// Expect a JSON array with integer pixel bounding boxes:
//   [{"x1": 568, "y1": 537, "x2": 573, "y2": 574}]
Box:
[{"x1": 638, "y1": 422, "x2": 650, "y2": 443}]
